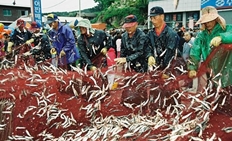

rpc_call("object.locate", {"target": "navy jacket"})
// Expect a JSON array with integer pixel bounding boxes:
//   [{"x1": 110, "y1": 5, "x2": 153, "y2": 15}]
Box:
[
  {"x1": 147, "y1": 25, "x2": 179, "y2": 69},
  {"x1": 121, "y1": 28, "x2": 149, "y2": 72},
  {"x1": 10, "y1": 28, "x2": 32, "y2": 46},
  {"x1": 78, "y1": 29, "x2": 113, "y2": 68}
]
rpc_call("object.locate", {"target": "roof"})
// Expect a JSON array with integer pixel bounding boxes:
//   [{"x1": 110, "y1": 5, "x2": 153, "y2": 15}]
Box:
[
  {"x1": 8, "y1": 15, "x2": 83, "y2": 29},
  {"x1": 0, "y1": 4, "x2": 30, "y2": 8}
]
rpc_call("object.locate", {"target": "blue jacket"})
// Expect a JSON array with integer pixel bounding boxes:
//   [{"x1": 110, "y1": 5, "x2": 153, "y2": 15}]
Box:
[{"x1": 48, "y1": 22, "x2": 80, "y2": 64}]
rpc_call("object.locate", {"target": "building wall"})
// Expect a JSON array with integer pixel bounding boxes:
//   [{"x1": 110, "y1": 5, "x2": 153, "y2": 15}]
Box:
[
  {"x1": 148, "y1": 0, "x2": 232, "y2": 29},
  {"x1": 0, "y1": 5, "x2": 30, "y2": 25},
  {"x1": 148, "y1": 0, "x2": 201, "y2": 29},
  {"x1": 218, "y1": 10, "x2": 232, "y2": 24},
  {"x1": 149, "y1": 0, "x2": 200, "y2": 13}
]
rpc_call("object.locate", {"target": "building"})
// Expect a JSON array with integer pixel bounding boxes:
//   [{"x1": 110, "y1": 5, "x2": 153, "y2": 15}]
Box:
[
  {"x1": 0, "y1": 4, "x2": 31, "y2": 26},
  {"x1": 148, "y1": 0, "x2": 232, "y2": 30}
]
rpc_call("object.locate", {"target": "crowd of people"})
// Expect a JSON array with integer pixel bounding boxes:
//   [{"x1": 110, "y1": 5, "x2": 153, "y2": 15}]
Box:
[{"x1": 0, "y1": 6, "x2": 232, "y2": 90}]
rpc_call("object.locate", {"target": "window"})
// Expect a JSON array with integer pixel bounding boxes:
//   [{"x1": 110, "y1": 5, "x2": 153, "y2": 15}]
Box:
[
  {"x1": 20, "y1": 10, "x2": 29, "y2": 16},
  {"x1": 3, "y1": 9, "x2": 12, "y2": 16},
  {"x1": 165, "y1": 14, "x2": 172, "y2": 22},
  {"x1": 176, "y1": 13, "x2": 182, "y2": 21},
  {"x1": 186, "y1": 11, "x2": 199, "y2": 21}
]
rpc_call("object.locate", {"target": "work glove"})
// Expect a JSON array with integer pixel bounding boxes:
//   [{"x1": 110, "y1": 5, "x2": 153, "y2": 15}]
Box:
[
  {"x1": 114, "y1": 58, "x2": 126, "y2": 64},
  {"x1": 7, "y1": 42, "x2": 14, "y2": 53},
  {"x1": 59, "y1": 50, "x2": 66, "y2": 58},
  {"x1": 101, "y1": 47, "x2": 107, "y2": 55},
  {"x1": 50, "y1": 48, "x2": 57, "y2": 55},
  {"x1": 90, "y1": 66, "x2": 97, "y2": 71},
  {"x1": 1, "y1": 47, "x2": 4, "y2": 52},
  {"x1": 148, "y1": 56, "x2": 156, "y2": 66},
  {"x1": 25, "y1": 39, "x2": 34, "y2": 45},
  {"x1": 210, "y1": 36, "x2": 222, "y2": 47},
  {"x1": 162, "y1": 74, "x2": 169, "y2": 79},
  {"x1": 188, "y1": 70, "x2": 197, "y2": 78}
]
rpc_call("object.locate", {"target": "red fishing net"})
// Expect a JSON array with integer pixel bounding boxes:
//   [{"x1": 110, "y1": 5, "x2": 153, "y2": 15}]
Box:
[{"x1": 0, "y1": 44, "x2": 232, "y2": 140}]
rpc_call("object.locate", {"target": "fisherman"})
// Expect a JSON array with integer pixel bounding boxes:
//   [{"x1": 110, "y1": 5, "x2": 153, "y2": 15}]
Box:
[
  {"x1": 188, "y1": 6, "x2": 232, "y2": 88},
  {"x1": 7, "y1": 19, "x2": 33, "y2": 53},
  {"x1": 76, "y1": 18, "x2": 114, "y2": 71},
  {"x1": 188, "y1": 6, "x2": 232, "y2": 113},
  {"x1": 146, "y1": 6, "x2": 180, "y2": 78},
  {"x1": 24, "y1": 21, "x2": 51, "y2": 62},
  {"x1": 0, "y1": 32, "x2": 10, "y2": 57},
  {"x1": 46, "y1": 14, "x2": 80, "y2": 70},
  {"x1": 114, "y1": 15, "x2": 149, "y2": 72}
]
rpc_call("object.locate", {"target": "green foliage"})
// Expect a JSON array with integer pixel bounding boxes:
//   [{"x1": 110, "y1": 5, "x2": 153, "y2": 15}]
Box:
[
  {"x1": 43, "y1": 0, "x2": 148, "y2": 29},
  {"x1": 93, "y1": 0, "x2": 116, "y2": 10}
]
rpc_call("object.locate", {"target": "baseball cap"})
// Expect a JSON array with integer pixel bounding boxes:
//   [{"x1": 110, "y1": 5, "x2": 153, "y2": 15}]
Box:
[
  {"x1": 122, "y1": 15, "x2": 138, "y2": 28},
  {"x1": 149, "y1": 6, "x2": 164, "y2": 17},
  {"x1": 46, "y1": 14, "x2": 59, "y2": 24},
  {"x1": 16, "y1": 19, "x2": 25, "y2": 28},
  {"x1": 29, "y1": 21, "x2": 41, "y2": 32}
]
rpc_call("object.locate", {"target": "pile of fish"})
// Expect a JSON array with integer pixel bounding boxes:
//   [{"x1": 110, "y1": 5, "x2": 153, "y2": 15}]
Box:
[{"x1": 0, "y1": 58, "x2": 232, "y2": 141}]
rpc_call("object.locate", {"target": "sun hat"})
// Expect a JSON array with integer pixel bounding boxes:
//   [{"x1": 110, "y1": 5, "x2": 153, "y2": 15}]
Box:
[
  {"x1": 46, "y1": 14, "x2": 59, "y2": 24},
  {"x1": 76, "y1": 18, "x2": 94, "y2": 34},
  {"x1": 196, "y1": 6, "x2": 226, "y2": 30},
  {"x1": 122, "y1": 15, "x2": 138, "y2": 28},
  {"x1": 149, "y1": 6, "x2": 164, "y2": 17}
]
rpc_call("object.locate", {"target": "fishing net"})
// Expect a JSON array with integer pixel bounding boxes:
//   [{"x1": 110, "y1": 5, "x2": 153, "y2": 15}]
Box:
[{"x1": 0, "y1": 44, "x2": 232, "y2": 140}]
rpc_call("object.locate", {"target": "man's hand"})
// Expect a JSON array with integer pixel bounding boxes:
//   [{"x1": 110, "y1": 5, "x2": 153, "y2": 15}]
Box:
[
  {"x1": 101, "y1": 47, "x2": 107, "y2": 55},
  {"x1": 25, "y1": 39, "x2": 34, "y2": 45},
  {"x1": 50, "y1": 48, "x2": 57, "y2": 55},
  {"x1": 210, "y1": 36, "x2": 222, "y2": 47},
  {"x1": 188, "y1": 70, "x2": 197, "y2": 78},
  {"x1": 90, "y1": 66, "x2": 97, "y2": 71},
  {"x1": 59, "y1": 50, "x2": 66, "y2": 58},
  {"x1": 7, "y1": 42, "x2": 14, "y2": 53},
  {"x1": 148, "y1": 56, "x2": 156, "y2": 66},
  {"x1": 114, "y1": 58, "x2": 126, "y2": 64}
]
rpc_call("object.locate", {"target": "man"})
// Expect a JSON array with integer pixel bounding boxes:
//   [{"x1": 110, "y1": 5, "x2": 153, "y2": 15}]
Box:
[
  {"x1": 0, "y1": 32, "x2": 10, "y2": 57},
  {"x1": 114, "y1": 15, "x2": 148, "y2": 72},
  {"x1": 25, "y1": 21, "x2": 51, "y2": 62},
  {"x1": 46, "y1": 14, "x2": 80, "y2": 70},
  {"x1": 77, "y1": 18, "x2": 114, "y2": 71},
  {"x1": 182, "y1": 32, "x2": 194, "y2": 62},
  {"x1": 188, "y1": 6, "x2": 232, "y2": 88},
  {"x1": 7, "y1": 19, "x2": 33, "y2": 52},
  {"x1": 146, "y1": 6, "x2": 179, "y2": 77}
]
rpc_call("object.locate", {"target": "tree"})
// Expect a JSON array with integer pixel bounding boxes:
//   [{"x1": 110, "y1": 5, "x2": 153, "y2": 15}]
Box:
[{"x1": 93, "y1": 0, "x2": 116, "y2": 10}]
